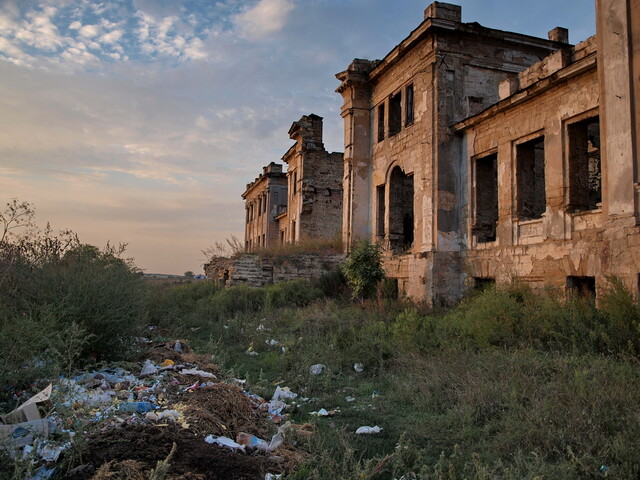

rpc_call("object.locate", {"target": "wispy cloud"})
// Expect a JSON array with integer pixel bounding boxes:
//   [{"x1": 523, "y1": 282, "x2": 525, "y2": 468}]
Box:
[{"x1": 233, "y1": 0, "x2": 295, "y2": 40}]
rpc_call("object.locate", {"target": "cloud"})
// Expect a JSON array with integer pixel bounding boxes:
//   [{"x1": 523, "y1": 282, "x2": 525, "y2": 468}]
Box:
[
  {"x1": 233, "y1": 0, "x2": 295, "y2": 40},
  {"x1": 99, "y1": 28, "x2": 123, "y2": 44},
  {"x1": 13, "y1": 5, "x2": 64, "y2": 51},
  {"x1": 78, "y1": 24, "x2": 100, "y2": 38}
]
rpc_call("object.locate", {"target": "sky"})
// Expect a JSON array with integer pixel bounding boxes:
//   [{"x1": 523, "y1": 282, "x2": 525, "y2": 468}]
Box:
[{"x1": 0, "y1": 0, "x2": 596, "y2": 275}]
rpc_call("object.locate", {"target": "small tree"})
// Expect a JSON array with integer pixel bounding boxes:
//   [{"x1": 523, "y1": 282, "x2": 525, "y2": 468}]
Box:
[
  {"x1": 341, "y1": 240, "x2": 385, "y2": 302},
  {"x1": 184, "y1": 270, "x2": 194, "y2": 278}
]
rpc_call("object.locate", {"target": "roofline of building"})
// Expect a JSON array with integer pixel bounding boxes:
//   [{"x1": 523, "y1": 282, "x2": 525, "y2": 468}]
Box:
[
  {"x1": 452, "y1": 50, "x2": 597, "y2": 132},
  {"x1": 241, "y1": 169, "x2": 287, "y2": 199},
  {"x1": 336, "y1": 16, "x2": 571, "y2": 92},
  {"x1": 369, "y1": 18, "x2": 569, "y2": 81}
]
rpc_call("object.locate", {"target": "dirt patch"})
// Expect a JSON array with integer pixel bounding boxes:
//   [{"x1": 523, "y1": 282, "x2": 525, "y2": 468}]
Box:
[
  {"x1": 180, "y1": 383, "x2": 267, "y2": 438},
  {"x1": 82, "y1": 423, "x2": 284, "y2": 480}
]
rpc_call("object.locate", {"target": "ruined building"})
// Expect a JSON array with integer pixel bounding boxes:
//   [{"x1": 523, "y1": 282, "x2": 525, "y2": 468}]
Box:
[
  {"x1": 242, "y1": 162, "x2": 287, "y2": 252},
  {"x1": 242, "y1": 114, "x2": 343, "y2": 251},
  {"x1": 337, "y1": 0, "x2": 640, "y2": 302}
]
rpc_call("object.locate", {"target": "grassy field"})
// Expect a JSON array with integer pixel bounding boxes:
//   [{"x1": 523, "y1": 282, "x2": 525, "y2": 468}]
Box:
[{"x1": 151, "y1": 280, "x2": 640, "y2": 479}]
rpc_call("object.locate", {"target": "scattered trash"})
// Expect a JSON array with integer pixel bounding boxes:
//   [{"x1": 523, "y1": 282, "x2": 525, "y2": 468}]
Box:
[
  {"x1": 26, "y1": 465, "x2": 56, "y2": 480},
  {"x1": 345, "y1": 396, "x2": 356, "y2": 402},
  {"x1": 266, "y1": 339, "x2": 279, "y2": 346},
  {"x1": 139, "y1": 359, "x2": 159, "y2": 377},
  {"x1": 371, "y1": 390, "x2": 381, "y2": 399},
  {"x1": 309, "y1": 364, "x2": 326, "y2": 375},
  {"x1": 179, "y1": 368, "x2": 217, "y2": 379},
  {"x1": 599, "y1": 465, "x2": 609, "y2": 476},
  {"x1": 160, "y1": 359, "x2": 175, "y2": 368},
  {"x1": 256, "y1": 322, "x2": 269, "y2": 332},
  {"x1": 173, "y1": 340, "x2": 184, "y2": 353},
  {"x1": 146, "y1": 409, "x2": 180, "y2": 422},
  {"x1": 236, "y1": 423, "x2": 291, "y2": 452},
  {"x1": 0, "y1": 384, "x2": 54, "y2": 448},
  {"x1": 310, "y1": 408, "x2": 340, "y2": 416},
  {"x1": 246, "y1": 350, "x2": 259, "y2": 356},
  {"x1": 236, "y1": 432, "x2": 270, "y2": 450},
  {"x1": 355, "y1": 425, "x2": 383, "y2": 434},
  {"x1": 272, "y1": 386, "x2": 297, "y2": 401},
  {"x1": 204, "y1": 434, "x2": 246, "y2": 451},
  {"x1": 117, "y1": 401, "x2": 158, "y2": 414},
  {"x1": 265, "y1": 474, "x2": 282, "y2": 480},
  {"x1": 0, "y1": 340, "x2": 297, "y2": 479},
  {"x1": 354, "y1": 363, "x2": 364, "y2": 373}
]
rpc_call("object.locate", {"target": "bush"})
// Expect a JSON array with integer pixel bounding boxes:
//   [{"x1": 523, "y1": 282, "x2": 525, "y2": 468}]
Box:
[
  {"x1": 265, "y1": 280, "x2": 324, "y2": 309},
  {"x1": 199, "y1": 285, "x2": 266, "y2": 321},
  {"x1": 0, "y1": 204, "x2": 148, "y2": 387},
  {"x1": 312, "y1": 270, "x2": 347, "y2": 298},
  {"x1": 342, "y1": 241, "x2": 385, "y2": 301}
]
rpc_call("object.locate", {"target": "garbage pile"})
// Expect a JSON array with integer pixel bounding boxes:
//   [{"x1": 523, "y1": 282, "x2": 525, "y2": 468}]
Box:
[{"x1": 0, "y1": 340, "x2": 308, "y2": 480}]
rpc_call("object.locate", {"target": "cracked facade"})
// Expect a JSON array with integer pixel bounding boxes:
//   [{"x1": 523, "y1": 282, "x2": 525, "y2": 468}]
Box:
[
  {"x1": 242, "y1": 114, "x2": 343, "y2": 251},
  {"x1": 336, "y1": 0, "x2": 640, "y2": 303}
]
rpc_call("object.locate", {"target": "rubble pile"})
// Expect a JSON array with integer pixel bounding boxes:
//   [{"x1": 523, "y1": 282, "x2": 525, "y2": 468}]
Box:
[{"x1": 0, "y1": 340, "x2": 306, "y2": 480}]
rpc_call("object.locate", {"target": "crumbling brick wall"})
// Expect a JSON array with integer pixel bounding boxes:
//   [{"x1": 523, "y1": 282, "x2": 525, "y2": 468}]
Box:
[{"x1": 205, "y1": 253, "x2": 346, "y2": 288}]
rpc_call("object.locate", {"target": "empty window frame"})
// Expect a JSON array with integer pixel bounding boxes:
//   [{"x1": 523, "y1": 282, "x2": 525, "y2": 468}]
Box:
[
  {"x1": 292, "y1": 171, "x2": 297, "y2": 194},
  {"x1": 376, "y1": 184, "x2": 385, "y2": 237},
  {"x1": 389, "y1": 91, "x2": 402, "y2": 137},
  {"x1": 472, "y1": 153, "x2": 498, "y2": 242},
  {"x1": 566, "y1": 276, "x2": 596, "y2": 299},
  {"x1": 473, "y1": 277, "x2": 495, "y2": 291},
  {"x1": 516, "y1": 136, "x2": 546, "y2": 220},
  {"x1": 567, "y1": 116, "x2": 601, "y2": 211},
  {"x1": 377, "y1": 103, "x2": 385, "y2": 142},
  {"x1": 405, "y1": 84, "x2": 414, "y2": 126},
  {"x1": 388, "y1": 167, "x2": 414, "y2": 251}
]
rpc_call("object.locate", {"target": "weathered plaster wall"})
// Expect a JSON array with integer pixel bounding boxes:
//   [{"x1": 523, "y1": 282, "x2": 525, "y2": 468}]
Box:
[
  {"x1": 456, "y1": 38, "x2": 640, "y2": 293},
  {"x1": 205, "y1": 253, "x2": 346, "y2": 288}
]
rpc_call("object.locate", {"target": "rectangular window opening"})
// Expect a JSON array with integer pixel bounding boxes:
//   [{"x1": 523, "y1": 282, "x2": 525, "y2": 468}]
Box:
[
  {"x1": 516, "y1": 136, "x2": 546, "y2": 220},
  {"x1": 405, "y1": 84, "x2": 414, "y2": 126},
  {"x1": 473, "y1": 277, "x2": 495, "y2": 292},
  {"x1": 473, "y1": 153, "x2": 498, "y2": 243},
  {"x1": 376, "y1": 184, "x2": 385, "y2": 238},
  {"x1": 566, "y1": 276, "x2": 596, "y2": 299},
  {"x1": 389, "y1": 91, "x2": 402, "y2": 137},
  {"x1": 377, "y1": 104, "x2": 385, "y2": 142},
  {"x1": 568, "y1": 116, "x2": 601, "y2": 211}
]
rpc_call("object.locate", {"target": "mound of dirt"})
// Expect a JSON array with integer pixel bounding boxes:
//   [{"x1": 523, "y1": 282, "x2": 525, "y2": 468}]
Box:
[
  {"x1": 180, "y1": 383, "x2": 267, "y2": 438},
  {"x1": 82, "y1": 423, "x2": 284, "y2": 480}
]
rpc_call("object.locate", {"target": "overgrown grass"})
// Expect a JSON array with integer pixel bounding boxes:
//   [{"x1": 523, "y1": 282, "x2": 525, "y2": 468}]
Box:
[
  {"x1": 249, "y1": 236, "x2": 343, "y2": 263},
  {"x1": 158, "y1": 279, "x2": 640, "y2": 479}
]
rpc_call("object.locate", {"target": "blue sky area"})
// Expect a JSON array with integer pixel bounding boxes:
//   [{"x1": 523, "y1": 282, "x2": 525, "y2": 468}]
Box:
[{"x1": 0, "y1": 0, "x2": 596, "y2": 274}]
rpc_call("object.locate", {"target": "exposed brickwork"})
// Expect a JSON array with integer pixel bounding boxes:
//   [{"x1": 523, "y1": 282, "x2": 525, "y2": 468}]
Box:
[
  {"x1": 280, "y1": 114, "x2": 344, "y2": 243},
  {"x1": 204, "y1": 253, "x2": 346, "y2": 288}
]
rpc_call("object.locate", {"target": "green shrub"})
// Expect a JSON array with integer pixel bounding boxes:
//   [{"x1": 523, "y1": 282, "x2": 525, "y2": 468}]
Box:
[
  {"x1": 342, "y1": 240, "x2": 385, "y2": 301},
  {"x1": 265, "y1": 280, "x2": 323, "y2": 309},
  {"x1": 312, "y1": 269, "x2": 347, "y2": 298},
  {"x1": 0, "y1": 204, "x2": 148, "y2": 387},
  {"x1": 598, "y1": 276, "x2": 640, "y2": 355},
  {"x1": 199, "y1": 285, "x2": 265, "y2": 321}
]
